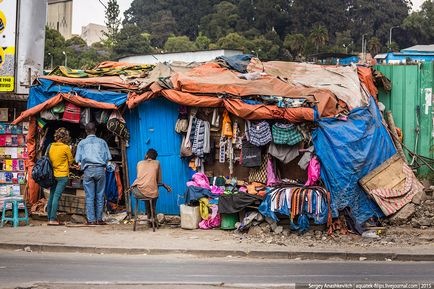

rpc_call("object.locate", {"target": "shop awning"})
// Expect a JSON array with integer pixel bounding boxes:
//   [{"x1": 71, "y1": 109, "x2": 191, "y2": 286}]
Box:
[
  {"x1": 12, "y1": 92, "x2": 119, "y2": 124},
  {"x1": 28, "y1": 79, "x2": 128, "y2": 109}
]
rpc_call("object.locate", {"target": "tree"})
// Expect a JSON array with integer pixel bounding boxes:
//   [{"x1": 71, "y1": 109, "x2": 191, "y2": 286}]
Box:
[
  {"x1": 335, "y1": 30, "x2": 353, "y2": 53},
  {"x1": 284, "y1": 34, "x2": 306, "y2": 58},
  {"x1": 113, "y1": 24, "x2": 154, "y2": 57},
  {"x1": 164, "y1": 35, "x2": 196, "y2": 52},
  {"x1": 291, "y1": 0, "x2": 352, "y2": 39},
  {"x1": 368, "y1": 37, "x2": 382, "y2": 55},
  {"x1": 44, "y1": 26, "x2": 66, "y2": 69},
  {"x1": 309, "y1": 25, "x2": 329, "y2": 53},
  {"x1": 349, "y1": 0, "x2": 411, "y2": 51},
  {"x1": 251, "y1": 35, "x2": 280, "y2": 60},
  {"x1": 104, "y1": 0, "x2": 121, "y2": 47},
  {"x1": 195, "y1": 34, "x2": 212, "y2": 50},
  {"x1": 403, "y1": 1, "x2": 434, "y2": 45},
  {"x1": 216, "y1": 32, "x2": 252, "y2": 51},
  {"x1": 200, "y1": 1, "x2": 240, "y2": 41}
]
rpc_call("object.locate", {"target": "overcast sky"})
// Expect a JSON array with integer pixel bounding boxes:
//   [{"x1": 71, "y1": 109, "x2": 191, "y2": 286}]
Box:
[{"x1": 72, "y1": 0, "x2": 426, "y2": 35}]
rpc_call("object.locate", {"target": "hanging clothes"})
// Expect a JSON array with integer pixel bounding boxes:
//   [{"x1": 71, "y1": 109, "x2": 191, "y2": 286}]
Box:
[
  {"x1": 105, "y1": 163, "x2": 118, "y2": 206},
  {"x1": 268, "y1": 142, "x2": 299, "y2": 164},
  {"x1": 258, "y1": 184, "x2": 332, "y2": 232},
  {"x1": 115, "y1": 168, "x2": 123, "y2": 200},
  {"x1": 192, "y1": 119, "x2": 210, "y2": 158}
]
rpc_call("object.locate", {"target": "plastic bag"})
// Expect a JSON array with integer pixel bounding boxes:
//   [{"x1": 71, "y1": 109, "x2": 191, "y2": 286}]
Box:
[
  {"x1": 80, "y1": 108, "x2": 91, "y2": 127},
  {"x1": 266, "y1": 156, "x2": 280, "y2": 186},
  {"x1": 305, "y1": 156, "x2": 321, "y2": 186}
]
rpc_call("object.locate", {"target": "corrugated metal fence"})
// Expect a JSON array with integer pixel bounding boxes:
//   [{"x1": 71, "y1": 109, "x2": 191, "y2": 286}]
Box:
[
  {"x1": 125, "y1": 97, "x2": 190, "y2": 215},
  {"x1": 375, "y1": 62, "x2": 433, "y2": 175}
]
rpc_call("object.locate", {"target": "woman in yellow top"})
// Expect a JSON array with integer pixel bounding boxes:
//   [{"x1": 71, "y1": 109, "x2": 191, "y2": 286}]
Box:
[{"x1": 47, "y1": 128, "x2": 73, "y2": 225}]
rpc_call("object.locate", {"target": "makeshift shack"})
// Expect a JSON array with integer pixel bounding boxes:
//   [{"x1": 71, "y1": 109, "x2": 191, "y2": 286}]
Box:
[{"x1": 12, "y1": 56, "x2": 424, "y2": 234}]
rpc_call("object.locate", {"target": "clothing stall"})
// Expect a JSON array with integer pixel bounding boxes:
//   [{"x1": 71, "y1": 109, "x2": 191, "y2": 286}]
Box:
[{"x1": 12, "y1": 81, "x2": 132, "y2": 217}]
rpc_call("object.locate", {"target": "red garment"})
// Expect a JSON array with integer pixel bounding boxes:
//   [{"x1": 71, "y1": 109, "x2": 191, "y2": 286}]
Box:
[
  {"x1": 62, "y1": 102, "x2": 81, "y2": 123},
  {"x1": 115, "y1": 169, "x2": 123, "y2": 200}
]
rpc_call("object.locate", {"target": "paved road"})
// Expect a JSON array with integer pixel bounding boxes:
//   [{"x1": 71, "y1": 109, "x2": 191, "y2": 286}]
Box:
[{"x1": 0, "y1": 250, "x2": 433, "y2": 288}]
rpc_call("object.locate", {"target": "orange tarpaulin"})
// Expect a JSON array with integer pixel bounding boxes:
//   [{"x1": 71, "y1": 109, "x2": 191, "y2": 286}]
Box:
[
  {"x1": 41, "y1": 75, "x2": 136, "y2": 90},
  {"x1": 13, "y1": 93, "x2": 118, "y2": 125},
  {"x1": 158, "y1": 90, "x2": 314, "y2": 122},
  {"x1": 127, "y1": 91, "x2": 157, "y2": 109},
  {"x1": 171, "y1": 62, "x2": 299, "y2": 97},
  {"x1": 161, "y1": 90, "x2": 224, "y2": 108},
  {"x1": 357, "y1": 66, "x2": 378, "y2": 100},
  {"x1": 223, "y1": 99, "x2": 314, "y2": 122}
]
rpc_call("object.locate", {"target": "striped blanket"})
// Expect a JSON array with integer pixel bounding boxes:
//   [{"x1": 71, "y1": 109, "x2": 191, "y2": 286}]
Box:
[{"x1": 368, "y1": 164, "x2": 424, "y2": 216}]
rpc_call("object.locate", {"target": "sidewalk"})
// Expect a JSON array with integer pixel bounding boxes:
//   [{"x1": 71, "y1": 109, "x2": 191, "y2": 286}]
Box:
[{"x1": 0, "y1": 223, "x2": 433, "y2": 261}]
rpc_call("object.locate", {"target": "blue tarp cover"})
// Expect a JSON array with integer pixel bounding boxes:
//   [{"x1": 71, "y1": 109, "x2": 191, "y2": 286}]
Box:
[
  {"x1": 28, "y1": 78, "x2": 128, "y2": 109},
  {"x1": 312, "y1": 98, "x2": 397, "y2": 224}
]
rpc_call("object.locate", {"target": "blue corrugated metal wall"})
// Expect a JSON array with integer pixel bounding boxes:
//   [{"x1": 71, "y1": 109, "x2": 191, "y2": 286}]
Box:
[{"x1": 125, "y1": 97, "x2": 190, "y2": 215}]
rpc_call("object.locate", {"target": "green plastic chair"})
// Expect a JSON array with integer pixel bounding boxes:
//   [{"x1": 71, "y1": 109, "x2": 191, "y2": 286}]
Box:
[{"x1": 1, "y1": 198, "x2": 29, "y2": 228}]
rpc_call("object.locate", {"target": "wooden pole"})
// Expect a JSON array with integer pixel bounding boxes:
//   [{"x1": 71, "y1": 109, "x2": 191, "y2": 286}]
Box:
[
  {"x1": 385, "y1": 111, "x2": 407, "y2": 163},
  {"x1": 121, "y1": 140, "x2": 131, "y2": 218}
]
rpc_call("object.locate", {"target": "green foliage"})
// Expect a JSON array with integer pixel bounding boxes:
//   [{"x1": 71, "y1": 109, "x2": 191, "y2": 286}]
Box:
[
  {"x1": 251, "y1": 36, "x2": 280, "y2": 60},
  {"x1": 309, "y1": 25, "x2": 329, "y2": 53},
  {"x1": 112, "y1": 24, "x2": 154, "y2": 57},
  {"x1": 368, "y1": 37, "x2": 382, "y2": 55},
  {"x1": 164, "y1": 35, "x2": 196, "y2": 52},
  {"x1": 403, "y1": 0, "x2": 434, "y2": 45},
  {"x1": 216, "y1": 32, "x2": 251, "y2": 51},
  {"x1": 104, "y1": 0, "x2": 121, "y2": 47},
  {"x1": 44, "y1": 26, "x2": 110, "y2": 69},
  {"x1": 118, "y1": 0, "x2": 419, "y2": 58},
  {"x1": 335, "y1": 30, "x2": 353, "y2": 53},
  {"x1": 200, "y1": 1, "x2": 240, "y2": 41},
  {"x1": 284, "y1": 34, "x2": 306, "y2": 58},
  {"x1": 194, "y1": 34, "x2": 212, "y2": 50}
]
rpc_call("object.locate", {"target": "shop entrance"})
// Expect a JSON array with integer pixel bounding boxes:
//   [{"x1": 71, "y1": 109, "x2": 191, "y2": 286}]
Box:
[{"x1": 126, "y1": 97, "x2": 190, "y2": 215}]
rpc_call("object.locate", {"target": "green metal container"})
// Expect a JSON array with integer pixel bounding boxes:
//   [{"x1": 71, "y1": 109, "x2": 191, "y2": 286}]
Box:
[
  {"x1": 220, "y1": 213, "x2": 238, "y2": 230},
  {"x1": 375, "y1": 62, "x2": 433, "y2": 177}
]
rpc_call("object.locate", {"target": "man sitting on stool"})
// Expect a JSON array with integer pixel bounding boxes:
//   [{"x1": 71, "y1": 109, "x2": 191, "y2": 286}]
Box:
[{"x1": 132, "y1": 149, "x2": 171, "y2": 223}]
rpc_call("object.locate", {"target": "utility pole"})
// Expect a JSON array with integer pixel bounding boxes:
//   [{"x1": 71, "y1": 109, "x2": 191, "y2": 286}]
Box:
[
  {"x1": 361, "y1": 34, "x2": 368, "y2": 63},
  {"x1": 62, "y1": 51, "x2": 67, "y2": 67},
  {"x1": 47, "y1": 52, "x2": 53, "y2": 70}
]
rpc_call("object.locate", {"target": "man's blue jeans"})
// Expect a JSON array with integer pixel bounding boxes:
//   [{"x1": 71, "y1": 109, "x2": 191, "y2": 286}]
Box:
[
  {"x1": 83, "y1": 167, "x2": 106, "y2": 222},
  {"x1": 47, "y1": 177, "x2": 68, "y2": 221}
]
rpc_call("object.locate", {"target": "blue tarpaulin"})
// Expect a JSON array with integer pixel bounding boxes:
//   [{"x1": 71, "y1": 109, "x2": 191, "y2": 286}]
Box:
[
  {"x1": 215, "y1": 54, "x2": 253, "y2": 73},
  {"x1": 28, "y1": 78, "x2": 128, "y2": 109},
  {"x1": 312, "y1": 98, "x2": 397, "y2": 225}
]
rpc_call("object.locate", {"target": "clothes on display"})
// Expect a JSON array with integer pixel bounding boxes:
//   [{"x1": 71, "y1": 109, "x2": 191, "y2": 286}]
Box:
[
  {"x1": 258, "y1": 184, "x2": 332, "y2": 232},
  {"x1": 248, "y1": 121, "x2": 272, "y2": 147},
  {"x1": 272, "y1": 123, "x2": 304, "y2": 146},
  {"x1": 240, "y1": 140, "x2": 262, "y2": 167},
  {"x1": 218, "y1": 192, "x2": 263, "y2": 214},
  {"x1": 268, "y1": 142, "x2": 299, "y2": 164}
]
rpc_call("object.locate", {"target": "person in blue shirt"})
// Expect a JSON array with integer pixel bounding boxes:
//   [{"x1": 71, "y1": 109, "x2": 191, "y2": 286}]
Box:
[{"x1": 75, "y1": 122, "x2": 112, "y2": 225}]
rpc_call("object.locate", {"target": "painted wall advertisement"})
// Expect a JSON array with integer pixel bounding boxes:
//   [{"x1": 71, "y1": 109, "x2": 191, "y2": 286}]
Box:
[{"x1": 0, "y1": 0, "x2": 17, "y2": 92}]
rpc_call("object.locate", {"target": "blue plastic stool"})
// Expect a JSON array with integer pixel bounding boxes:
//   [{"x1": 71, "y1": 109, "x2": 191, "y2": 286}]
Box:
[{"x1": 1, "y1": 198, "x2": 29, "y2": 228}]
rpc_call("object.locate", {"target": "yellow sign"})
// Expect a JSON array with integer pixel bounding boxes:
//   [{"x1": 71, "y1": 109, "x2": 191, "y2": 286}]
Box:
[
  {"x1": 0, "y1": 10, "x2": 5, "y2": 34},
  {"x1": 0, "y1": 0, "x2": 17, "y2": 93}
]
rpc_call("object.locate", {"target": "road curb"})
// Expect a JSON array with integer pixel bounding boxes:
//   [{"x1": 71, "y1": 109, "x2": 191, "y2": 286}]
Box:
[{"x1": 1, "y1": 242, "x2": 433, "y2": 261}]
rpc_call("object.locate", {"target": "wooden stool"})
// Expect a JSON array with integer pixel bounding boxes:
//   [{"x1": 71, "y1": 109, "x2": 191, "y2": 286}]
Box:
[{"x1": 133, "y1": 196, "x2": 157, "y2": 232}]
